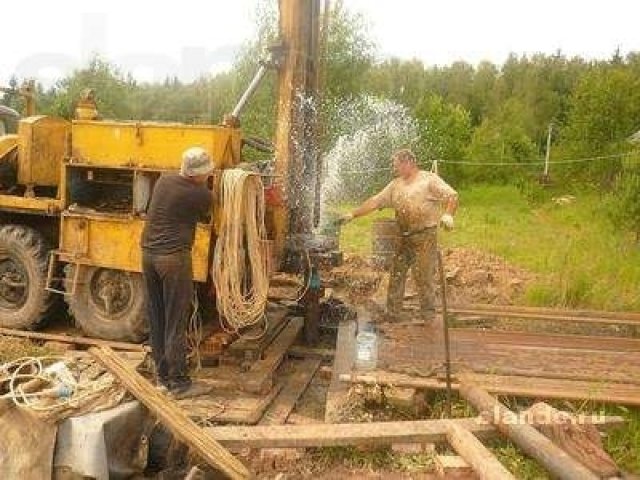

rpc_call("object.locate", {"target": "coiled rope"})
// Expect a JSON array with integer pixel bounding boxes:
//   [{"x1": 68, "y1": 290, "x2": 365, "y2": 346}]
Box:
[
  {"x1": 212, "y1": 169, "x2": 270, "y2": 335},
  {"x1": 1, "y1": 356, "x2": 122, "y2": 419}
]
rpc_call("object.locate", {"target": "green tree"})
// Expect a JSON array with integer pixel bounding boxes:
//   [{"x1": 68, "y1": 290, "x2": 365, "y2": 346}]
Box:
[
  {"x1": 413, "y1": 94, "x2": 472, "y2": 183},
  {"x1": 466, "y1": 99, "x2": 539, "y2": 182},
  {"x1": 48, "y1": 57, "x2": 136, "y2": 119},
  {"x1": 559, "y1": 65, "x2": 640, "y2": 185}
]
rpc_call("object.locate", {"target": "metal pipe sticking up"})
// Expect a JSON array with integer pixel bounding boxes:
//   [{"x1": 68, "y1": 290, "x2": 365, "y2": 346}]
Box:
[
  {"x1": 231, "y1": 64, "x2": 268, "y2": 119},
  {"x1": 437, "y1": 249, "x2": 453, "y2": 417}
]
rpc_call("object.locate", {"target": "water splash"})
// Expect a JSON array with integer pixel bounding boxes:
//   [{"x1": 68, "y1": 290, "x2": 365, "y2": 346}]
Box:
[{"x1": 321, "y1": 95, "x2": 419, "y2": 207}]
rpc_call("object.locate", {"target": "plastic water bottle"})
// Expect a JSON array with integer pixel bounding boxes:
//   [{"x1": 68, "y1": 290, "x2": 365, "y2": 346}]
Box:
[{"x1": 355, "y1": 326, "x2": 378, "y2": 371}]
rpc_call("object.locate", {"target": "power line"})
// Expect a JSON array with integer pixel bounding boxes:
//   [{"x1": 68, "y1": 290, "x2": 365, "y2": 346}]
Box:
[{"x1": 335, "y1": 151, "x2": 636, "y2": 174}]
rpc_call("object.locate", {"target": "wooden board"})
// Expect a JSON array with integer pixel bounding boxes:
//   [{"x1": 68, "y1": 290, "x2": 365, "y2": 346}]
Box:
[
  {"x1": 340, "y1": 371, "x2": 640, "y2": 406},
  {"x1": 0, "y1": 327, "x2": 145, "y2": 352},
  {"x1": 243, "y1": 317, "x2": 304, "y2": 394},
  {"x1": 450, "y1": 303, "x2": 640, "y2": 322},
  {"x1": 204, "y1": 414, "x2": 624, "y2": 449},
  {"x1": 452, "y1": 328, "x2": 640, "y2": 353},
  {"x1": 288, "y1": 345, "x2": 336, "y2": 359},
  {"x1": 446, "y1": 421, "x2": 515, "y2": 480},
  {"x1": 324, "y1": 319, "x2": 357, "y2": 423},
  {"x1": 447, "y1": 307, "x2": 640, "y2": 326},
  {"x1": 88, "y1": 346, "x2": 249, "y2": 480},
  {"x1": 259, "y1": 357, "x2": 321, "y2": 425},
  {"x1": 179, "y1": 385, "x2": 283, "y2": 425},
  {"x1": 226, "y1": 306, "x2": 289, "y2": 361},
  {"x1": 376, "y1": 323, "x2": 640, "y2": 386}
]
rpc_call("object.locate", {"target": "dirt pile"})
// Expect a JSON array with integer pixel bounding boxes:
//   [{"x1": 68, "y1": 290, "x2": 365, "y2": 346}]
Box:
[
  {"x1": 328, "y1": 248, "x2": 534, "y2": 306},
  {"x1": 437, "y1": 247, "x2": 535, "y2": 305}
]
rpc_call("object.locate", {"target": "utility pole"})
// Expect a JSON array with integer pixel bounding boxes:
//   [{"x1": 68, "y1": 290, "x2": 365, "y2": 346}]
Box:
[{"x1": 543, "y1": 123, "x2": 553, "y2": 183}]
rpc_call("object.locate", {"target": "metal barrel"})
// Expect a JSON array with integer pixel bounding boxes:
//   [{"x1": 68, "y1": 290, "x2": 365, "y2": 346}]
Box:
[{"x1": 371, "y1": 219, "x2": 398, "y2": 267}]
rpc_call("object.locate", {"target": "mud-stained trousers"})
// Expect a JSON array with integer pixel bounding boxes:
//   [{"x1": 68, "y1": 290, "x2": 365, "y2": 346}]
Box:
[
  {"x1": 142, "y1": 250, "x2": 193, "y2": 387},
  {"x1": 387, "y1": 227, "x2": 438, "y2": 320}
]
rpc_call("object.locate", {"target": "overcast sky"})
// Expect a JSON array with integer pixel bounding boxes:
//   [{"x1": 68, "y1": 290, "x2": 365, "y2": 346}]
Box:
[{"x1": 1, "y1": 0, "x2": 638, "y2": 87}]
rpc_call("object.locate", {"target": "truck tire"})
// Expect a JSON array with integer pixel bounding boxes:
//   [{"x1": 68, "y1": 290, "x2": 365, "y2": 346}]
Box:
[
  {"x1": 66, "y1": 265, "x2": 148, "y2": 342},
  {"x1": 0, "y1": 225, "x2": 54, "y2": 329}
]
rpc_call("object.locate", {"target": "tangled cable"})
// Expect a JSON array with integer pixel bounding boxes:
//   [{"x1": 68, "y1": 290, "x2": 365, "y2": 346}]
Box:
[{"x1": 212, "y1": 169, "x2": 270, "y2": 335}]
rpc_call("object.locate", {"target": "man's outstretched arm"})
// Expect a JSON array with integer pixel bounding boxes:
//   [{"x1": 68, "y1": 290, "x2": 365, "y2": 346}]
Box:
[{"x1": 341, "y1": 188, "x2": 390, "y2": 223}]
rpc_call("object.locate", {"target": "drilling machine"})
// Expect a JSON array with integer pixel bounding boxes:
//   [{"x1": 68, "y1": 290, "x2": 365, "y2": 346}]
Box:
[{"x1": 0, "y1": 0, "x2": 336, "y2": 344}]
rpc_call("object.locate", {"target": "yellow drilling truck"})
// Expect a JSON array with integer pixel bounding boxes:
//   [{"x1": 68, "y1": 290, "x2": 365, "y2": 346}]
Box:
[{"x1": 0, "y1": 0, "x2": 328, "y2": 342}]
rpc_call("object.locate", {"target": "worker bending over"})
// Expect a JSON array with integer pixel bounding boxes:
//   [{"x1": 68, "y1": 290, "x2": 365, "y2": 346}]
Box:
[
  {"x1": 342, "y1": 149, "x2": 458, "y2": 322},
  {"x1": 142, "y1": 147, "x2": 213, "y2": 395}
]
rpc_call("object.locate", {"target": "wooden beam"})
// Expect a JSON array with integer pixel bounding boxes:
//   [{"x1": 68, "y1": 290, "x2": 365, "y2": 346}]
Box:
[
  {"x1": 451, "y1": 303, "x2": 640, "y2": 322},
  {"x1": 340, "y1": 371, "x2": 640, "y2": 406},
  {"x1": 288, "y1": 345, "x2": 335, "y2": 359},
  {"x1": 325, "y1": 319, "x2": 357, "y2": 422},
  {"x1": 89, "y1": 346, "x2": 249, "y2": 480},
  {"x1": 0, "y1": 327, "x2": 145, "y2": 352},
  {"x1": 447, "y1": 306, "x2": 640, "y2": 326},
  {"x1": 260, "y1": 357, "x2": 321, "y2": 425},
  {"x1": 244, "y1": 317, "x2": 304, "y2": 393},
  {"x1": 204, "y1": 414, "x2": 624, "y2": 449},
  {"x1": 459, "y1": 383, "x2": 598, "y2": 480},
  {"x1": 446, "y1": 421, "x2": 515, "y2": 480}
]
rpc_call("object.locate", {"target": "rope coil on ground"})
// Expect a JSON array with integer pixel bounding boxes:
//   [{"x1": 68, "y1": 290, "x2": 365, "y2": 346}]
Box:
[
  {"x1": 1, "y1": 356, "x2": 123, "y2": 418},
  {"x1": 212, "y1": 169, "x2": 270, "y2": 335}
]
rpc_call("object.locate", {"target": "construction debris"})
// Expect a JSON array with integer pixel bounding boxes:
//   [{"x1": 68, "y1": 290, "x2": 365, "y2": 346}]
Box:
[
  {"x1": 88, "y1": 346, "x2": 250, "y2": 480},
  {"x1": 205, "y1": 414, "x2": 624, "y2": 449},
  {"x1": 459, "y1": 383, "x2": 599, "y2": 480},
  {"x1": 523, "y1": 402, "x2": 620, "y2": 478}
]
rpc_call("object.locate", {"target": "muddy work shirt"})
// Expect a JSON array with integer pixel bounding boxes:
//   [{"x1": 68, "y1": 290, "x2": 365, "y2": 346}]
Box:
[
  {"x1": 373, "y1": 171, "x2": 457, "y2": 233},
  {"x1": 141, "y1": 175, "x2": 212, "y2": 254}
]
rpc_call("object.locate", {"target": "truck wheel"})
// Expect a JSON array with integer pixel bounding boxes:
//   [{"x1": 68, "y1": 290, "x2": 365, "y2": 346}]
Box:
[
  {"x1": 66, "y1": 265, "x2": 148, "y2": 342},
  {"x1": 0, "y1": 225, "x2": 54, "y2": 329}
]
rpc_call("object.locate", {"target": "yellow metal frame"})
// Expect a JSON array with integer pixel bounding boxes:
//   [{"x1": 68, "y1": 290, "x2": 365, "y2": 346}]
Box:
[
  {"x1": 58, "y1": 212, "x2": 212, "y2": 281},
  {"x1": 0, "y1": 194, "x2": 61, "y2": 215},
  {"x1": 70, "y1": 120, "x2": 242, "y2": 170}
]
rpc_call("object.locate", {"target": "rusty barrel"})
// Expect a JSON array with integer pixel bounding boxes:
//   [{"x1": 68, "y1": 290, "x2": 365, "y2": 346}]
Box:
[{"x1": 371, "y1": 219, "x2": 399, "y2": 268}]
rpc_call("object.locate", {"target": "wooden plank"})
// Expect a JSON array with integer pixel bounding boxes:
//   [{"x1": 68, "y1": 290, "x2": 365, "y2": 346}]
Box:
[
  {"x1": 88, "y1": 346, "x2": 249, "y2": 480},
  {"x1": 180, "y1": 384, "x2": 283, "y2": 425},
  {"x1": 288, "y1": 345, "x2": 335, "y2": 359},
  {"x1": 227, "y1": 306, "x2": 289, "y2": 358},
  {"x1": 452, "y1": 328, "x2": 640, "y2": 353},
  {"x1": 459, "y1": 383, "x2": 598, "y2": 480},
  {"x1": 325, "y1": 319, "x2": 357, "y2": 422},
  {"x1": 448, "y1": 307, "x2": 640, "y2": 326},
  {"x1": 0, "y1": 327, "x2": 145, "y2": 352},
  {"x1": 244, "y1": 317, "x2": 304, "y2": 393},
  {"x1": 446, "y1": 421, "x2": 515, "y2": 480},
  {"x1": 260, "y1": 357, "x2": 321, "y2": 425},
  {"x1": 204, "y1": 415, "x2": 624, "y2": 449},
  {"x1": 451, "y1": 303, "x2": 640, "y2": 322},
  {"x1": 340, "y1": 371, "x2": 640, "y2": 406},
  {"x1": 434, "y1": 455, "x2": 473, "y2": 477}
]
